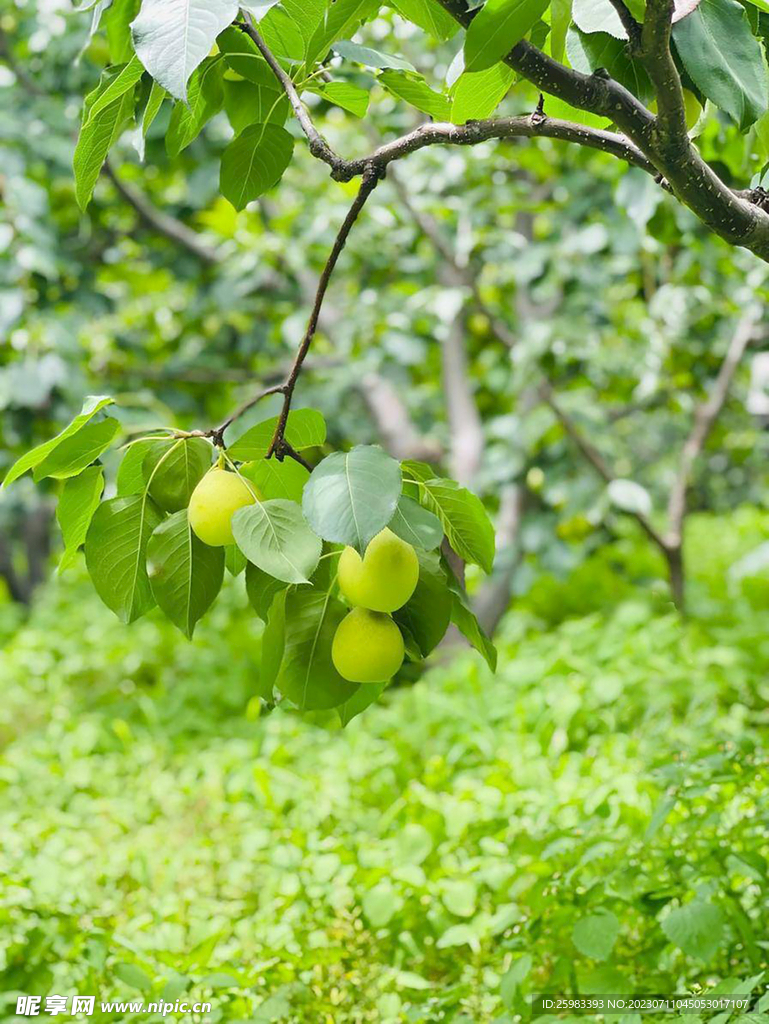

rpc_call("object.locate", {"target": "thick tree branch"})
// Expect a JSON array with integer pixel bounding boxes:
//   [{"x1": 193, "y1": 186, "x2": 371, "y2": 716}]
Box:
[
  {"x1": 103, "y1": 160, "x2": 221, "y2": 265},
  {"x1": 434, "y1": 0, "x2": 769, "y2": 261},
  {"x1": 666, "y1": 307, "x2": 760, "y2": 544},
  {"x1": 641, "y1": 0, "x2": 689, "y2": 157},
  {"x1": 360, "y1": 373, "x2": 443, "y2": 463}
]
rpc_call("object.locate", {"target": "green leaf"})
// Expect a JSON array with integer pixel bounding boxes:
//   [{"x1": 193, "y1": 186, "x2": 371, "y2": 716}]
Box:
[
  {"x1": 332, "y1": 40, "x2": 416, "y2": 71},
  {"x1": 403, "y1": 464, "x2": 495, "y2": 572},
  {"x1": 500, "y1": 954, "x2": 532, "y2": 1009},
  {"x1": 443, "y1": 560, "x2": 497, "y2": 671},
  {"x1": 74, "y1": 71, "x2": 137, "y2": 210},
  {"x1": 661, "y1": 902, "x2": 724, "y2": 960},
  {"x1": 308, "y1": 81, "x2": 371, "y2": 117},
  {"x1": 225, "y1": 544, "x2": 247, "y2": 576},
  {"x1": 337, "y1": 680, "x2": 387, "y2": 726},
  {"x1": 246, "y1": 561, "x2": 287, "y2": 620},
  {"x1": 218, "y1": 25, "x2": 274, "y2": 82},
  {"x1": 450, "y1": 63, "x2": 516, "y2": 122},
  {"x1": 3, "y1": 396, "x2": 114, "y2": 487},
  {"x1": 84, "y1": 56, "x2": 145, "y2": 124},
  {"x1": 362, "y1": 882, "x2": 402, "y2": 926},
  {"x1": 572, "y1": 0, "x2": 627, "y2": 36},
  {"x1": 572, "y1": 911, "x2": 620, "y2": 961},
  {"x1": 550, "y1": 0, "x2": 571, "y2": 61},
  {"x1": 220, "y1": 122, "x2": 294, "y2": 211},
  {"x1": 116, "y1": 438, "x2": 160, "y2": 496},
  {"x1": 303, "y1": 445, "x2": 402, "y2": 553},
  {"x1": 140, "y1": 79, "x2": 166, "y2": 143},
  {"x1": 143, "y1": 437, "x2": 212, "y2": 512},
  {"x1": 232, "y1": 499, "x2": 322, "y2": 584},
  {"x1": 278, "y1": 589, "x2": 360, "y2": 709},
  {"x1": 673, "y1": 0, "x2": 769, "y2": 130},
  {"x1": 228, "y1": 409, "x2": 326, "y2": 460},
  {"x1": 146, "y1": 509, "x2": 224, "y2": 637},
  {"x1": 388, "y1": 494, "x2": 443, "y2": 549},
  {"x1": 114, "y1": 962, "x2": 153, "y2": 992},
  {"x1": 464, "y1": 0, "x2": 550, "y2": 72},
  {"x1": 224, "y1": 79, "x2": 288, "y2": 133},
  {"x1": 258, "y1": 587, "x2": 287, "y2": 700},
  {"x1": 261, "y1": 4, "x2": 306, "y2": 59},
  {"x1": 130, "y1": 0, "x2": 237, "y2": 101},
  {"x1": 388, "y1": 0, "x2": 459, "y2": 40},
  {"x1": 57, "y1": 466, "x2": 105, "y2": 573},
  {"x1": 393, "y1": 550, "x2": 451, "y2": 656},
  {"x1": 241, "y1": 0, "x2": 283, "y2": 18},
  {"x1": 241, "y1": 457, "x2": 310, "y2": 502},
  {"x1": 566, "y1": 27, "x2": 652, "y2": 103},
  {"x1": 378, "y1": 70, "x2": 451, "y2": 119},
  {"x1": 305, "y1": 0, "x2": 380, "y2": 67},
  {"x1": 33, "y1": 417, "x2": 120, "y2": 481},
  {"x1": 165, "y1": 56, "x2": 225, "y2": 156},
  {"x1": 85, "y1": 494, "x2": 163, "y2": 623}
]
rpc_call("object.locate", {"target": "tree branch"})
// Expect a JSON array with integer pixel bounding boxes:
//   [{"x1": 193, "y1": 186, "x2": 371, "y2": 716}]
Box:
[
  {"x1": 539, "y1": 378, "x2": 671, "y2": 554},
  {"x1": 266, "y1": 169, "x2": 383, "y2": 459},
  {"x1": 666, "y1": 307, "x2": 760, "y2": 544},
  {"x1": 434, "y1": 0, "x2": 769, "y2": 261},
  {"x1": 360, "y1": 373, "x2": 444, "y2": 463},
  {"x1": 641, "y1": 0, "x2": 689, "y2": 157},
  {"x1": 103, "y1": 160, "x2": 221, "y2": 265}
]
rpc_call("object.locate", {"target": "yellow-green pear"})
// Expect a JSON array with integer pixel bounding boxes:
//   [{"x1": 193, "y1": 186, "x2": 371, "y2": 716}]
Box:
[
  {"x1": 332, "y1": 607, "x2": 405, "y2": 683},
  {"x1": 188, "y1": 467, "x2": 257, "y2": 547},
  {"x1": 338, "y1": 528, "x2": 419, "y2": 612}
]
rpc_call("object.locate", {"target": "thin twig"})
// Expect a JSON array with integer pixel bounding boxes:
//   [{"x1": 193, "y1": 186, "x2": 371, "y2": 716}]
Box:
[
  {"x1": 666, "y1": 307, "x2": 760, "y2": 544},
  {"x1": 266, "y1": 168, "x2": 383, "y2": 459}
]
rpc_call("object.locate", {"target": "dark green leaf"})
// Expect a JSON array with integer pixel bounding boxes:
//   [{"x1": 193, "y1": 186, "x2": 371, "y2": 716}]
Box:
[
  {"x1": 388, "y1": 494, "x2": 443, "y2": 549},
  {"x1": 393, "y1": 549, "x2": 451, "y2": 656},
  {"x1": 147, "y1": 510, "x2": 225, "y2": 638},
  {"x1": 303, "y1": 445, "x2": 402, "y2": 552},
  {"x1": 278, "y1": 589, "x2": 360, "y2": 709},
  {"x1": 130, "y1": 0, "x2": 237, "y2": 101},
  {"x1": 258, "y1": 587, "x2": 287, "y2": 700},
  {"x1": 246, "y1": 561, "x2": 286, "y2": 620},
  {"x1": 227, "y1": 409, "x2": 326, "y2": 460},
  {"x1": 218, "y1": 26, "x2": 276, "y2": 83},
  {"x1": 232, "y1": 499, "x2": 322, "y2": 584},
  {"x1": 85, "y1": 494, "x2": 163, "y2": 623},
  {"x1": 57, "y1": 466, "x2": 105, "y2": 573},
  {"x1": 225, "y1": 545, "x2": 247, "y2": 576},
  {"x1": 223, "y1": 79, "x2": 288, "y2": 134},
  {"x1": 464, "y1": 0, "x2": 550, "y2": 72},
  {"x1": 220, "y1": 123, "x2": 294, "y2": 211},
  {"x1": 4, "y1": 396, "x2": 114, "y2": 487},
  {"x1": 673, "y1": 0, "x2": 769, "y2": 129},
  {"x1": 33, "y1": 417, "x2": 120, "y2": 481}
]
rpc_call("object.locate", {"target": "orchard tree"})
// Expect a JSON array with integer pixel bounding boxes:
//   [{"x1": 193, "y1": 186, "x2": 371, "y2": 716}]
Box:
[{"x1": 3, "y1": 0, "x2": 769, "y2": 713}]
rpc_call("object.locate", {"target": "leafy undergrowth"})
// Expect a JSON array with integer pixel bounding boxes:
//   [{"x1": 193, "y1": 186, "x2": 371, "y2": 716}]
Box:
[{"x1": 1, "y1": 511, "x2": 768, "y2": 1022}]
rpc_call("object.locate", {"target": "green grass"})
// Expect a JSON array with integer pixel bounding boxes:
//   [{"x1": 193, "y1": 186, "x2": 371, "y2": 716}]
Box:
[{"x1": 1, "y1": 510, "x2": 769, "y2": 1022}]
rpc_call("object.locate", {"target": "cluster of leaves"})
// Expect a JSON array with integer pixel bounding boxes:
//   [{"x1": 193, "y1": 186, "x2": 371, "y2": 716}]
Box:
[
  {"x1": 3, "y1": 396, "x2": 497, "y2": 718},
  {"x1": 1, "y1": 509, "x2": 769, "y2": 1020},
  {"x1": 70, "y1": 0, "x2": 769, "y2": 220}
]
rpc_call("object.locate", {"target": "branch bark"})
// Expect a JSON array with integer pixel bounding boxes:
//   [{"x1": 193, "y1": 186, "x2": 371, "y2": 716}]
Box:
[
  {"x1": 103, "y1": 160, "x2": 221, "y2": 265},
  {"x1": 666, "y1": 307, "x2": 760, "y2": 545}
]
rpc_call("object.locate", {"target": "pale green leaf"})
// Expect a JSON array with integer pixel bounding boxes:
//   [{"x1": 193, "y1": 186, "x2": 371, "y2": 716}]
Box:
[{"x1": 232, "y1": 499, "x2": 322, "y2": 584}]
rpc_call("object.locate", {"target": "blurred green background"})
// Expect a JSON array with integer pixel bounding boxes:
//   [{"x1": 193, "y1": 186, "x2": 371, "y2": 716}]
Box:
[{"x1": 3, "y1": 1, "x2": 769, "y2": 1021}]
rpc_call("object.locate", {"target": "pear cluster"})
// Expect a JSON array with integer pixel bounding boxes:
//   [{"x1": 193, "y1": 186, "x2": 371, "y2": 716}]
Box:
[
  {"x1": 332, "y1": 528, "x2": 418, "y2": 684},
  {"x1": 188, "y1": 466, "x2": 257, "y2": 546}
]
